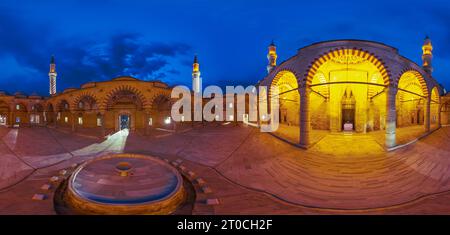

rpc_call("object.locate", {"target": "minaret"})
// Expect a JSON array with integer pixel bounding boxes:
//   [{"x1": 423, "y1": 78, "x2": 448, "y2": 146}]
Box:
[
  {"x1": 422, "y1": 36, "x2": 433, "y2": 75},
  {"x1": 267, "y1": 40, "x2": 277, "y2": 74},
  {"x1": 49, "y1": 55, "x2": 57, "y2": 95},
  {"x1": 192, "y1": 55, "x2": 202, "y2": 94}
]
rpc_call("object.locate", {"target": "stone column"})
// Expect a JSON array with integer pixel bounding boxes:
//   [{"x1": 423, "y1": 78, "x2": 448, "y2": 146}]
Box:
[
  {"x1": 424, "y1": 94, "x2": 431, "y2": 132},
  {"x1": 8, "y1": 111, "x2": 13, "y2": 127},
  {"x1": 438, "y1": 100, "x2": 442, "y2": 128},
  {"x1": 385, "y1": 85, "x2": 397, "y2": 148},
  {"x1": 144, "y1": 111, "x2": 151, "y2": 135},
  {"x1": 71, "y1": 112, "x2": 76, "y2": 132},
  {"x1": 299, "y1": 87, "x2": 311, "y2": 148},
  {"x1": 99, "y1": 112, "x2": 105, "y2": 137}
]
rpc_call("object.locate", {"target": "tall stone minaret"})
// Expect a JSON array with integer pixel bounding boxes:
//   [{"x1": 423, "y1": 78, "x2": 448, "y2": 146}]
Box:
[
  {"x1": 267, "y1": 40, "x2": 277, "y2": 74},
  {"x1": 49, "y1": 55, "x2": 57, "y2": 95},
  {"x1": 422, "y1": 36, "x2": 433, "y2": 75},
  {"x1": 192, "y1": 55, "x2": 202, "y2": 94}
]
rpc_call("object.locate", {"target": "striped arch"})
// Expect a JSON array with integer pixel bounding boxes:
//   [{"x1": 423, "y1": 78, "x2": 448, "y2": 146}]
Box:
[
  {"x1": 72, "y1": 92, "x2": 99, "y2": 111},
  {"x1": 46, "y1": 102, "x2": 55, "y2": 112},
  {"x1": 397, "y1": 69, "x2": 429, "y2": 97},
  {"x1": 305, "y1": 48, "x2": 390, "y2": 86},
  {"x1": 270, "y1": 69, "x2": 300, "y2": 98},
  {"x1": 430, "y1": 86, "x2": 440, "y2": 103},
  {"x1": 56, "y1": 99, "x2": 71, "y2": 112},
  {"x1": 102, "y1": 85, "x2": 148, "y2": 110},
  {"x1": 148, "y1": 91, "x2": 171, "y2": 110}
]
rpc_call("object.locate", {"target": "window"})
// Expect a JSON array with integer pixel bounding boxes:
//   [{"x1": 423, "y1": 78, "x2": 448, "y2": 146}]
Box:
[
  {"x1": 228, "y1": 115, "x2": 234, "y2": 121},
  {"x1": 0, "y1": 115, "x2": 6, "y2": 125},
  {"x1": 64, "y1": 117, "x2": 68, "y2": 123},
  {"x1": 16, "y1": 104, "x2": 20, "y2": 110},
  {"x1": 97, "y1": 117, "x2": 102, "y2": 127},
  {"x1": 15, "y1": 117, "x2": 21, "y2": 123},
  {"x1": 78, "y1": 117, "x2": 83, "y2": 125},
  {"x1": 30, "y1": 115, "x2": 40, "y2": 124},
  {"x1": 148, "y1": 117, "x2": 153, "y2": 126},
  {"x1": 78, "y1": 102, "x2": 83, "y2": 109},
  {"x1": 57, "y1": 112, "x2": 61, "y2": 120},
  {"x1": 181, "y1": 116, "x2": 185, "y2": 122}
]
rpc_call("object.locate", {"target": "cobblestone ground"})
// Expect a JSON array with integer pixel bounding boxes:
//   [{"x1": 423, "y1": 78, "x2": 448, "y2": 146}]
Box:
[{"x1": 1, "y1": 124, "x2": 450, "y2": 214}]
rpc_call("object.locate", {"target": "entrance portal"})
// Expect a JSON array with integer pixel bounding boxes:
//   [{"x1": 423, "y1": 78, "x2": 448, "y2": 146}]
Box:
[
  {"x1": 341, "y1": 89, "x2": 356, "y2": 131},
  {"x1": 120, "y1": 115, "x2": 130, "y2": 130}
]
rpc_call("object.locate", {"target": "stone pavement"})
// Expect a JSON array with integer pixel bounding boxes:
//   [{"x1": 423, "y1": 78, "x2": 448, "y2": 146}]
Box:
[{"x1": 1, "y1": 125, "x2": 450, "y2": 214}]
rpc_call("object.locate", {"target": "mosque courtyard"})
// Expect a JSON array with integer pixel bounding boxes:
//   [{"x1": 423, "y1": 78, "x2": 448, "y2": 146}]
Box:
[{"x1": 1, "y1": 124, "x2": 450, "y2": 215}]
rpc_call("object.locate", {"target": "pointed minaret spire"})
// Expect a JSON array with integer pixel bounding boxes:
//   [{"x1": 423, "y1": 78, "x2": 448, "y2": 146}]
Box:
[
  {"x1": 422, "y1": 36, "x2": 433, "y2": 75},
  {"x1": 192, "y1": 54, "x2": 202, "y2": 94},
  {"x1": 267, "y1": 40, "x2": 277, "y2": 74},
  {"x1": 49, "y1": 55, "x2": 57, "y2": 95}
]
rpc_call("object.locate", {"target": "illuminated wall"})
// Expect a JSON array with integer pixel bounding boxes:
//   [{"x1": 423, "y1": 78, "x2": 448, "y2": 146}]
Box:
[
  {"x1": 396, "y1": 71, "x2": 428, "y2": 129},
  {"x1": 309, "y1": 51, "x2": 386, "y2": 132},
  {"x1": 430, "y1": 87, "x2": 440, "y2": 129},
  {"x1": 271, "y1": 71, "x2": 299, "y2": 126}
]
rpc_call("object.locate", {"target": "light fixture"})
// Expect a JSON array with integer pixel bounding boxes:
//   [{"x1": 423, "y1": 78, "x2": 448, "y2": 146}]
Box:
[{"x1": 164, "y1": 117, "x2": 171, "y2": 124}]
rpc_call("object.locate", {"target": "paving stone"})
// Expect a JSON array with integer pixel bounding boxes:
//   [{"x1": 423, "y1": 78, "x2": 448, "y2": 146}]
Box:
[
  {"x1": 179, "y1": 165, "x2": 187, "y2": 171},
  {"x1": 201, "y1": 186, "x2": 213, "y2": 194},
  {"x1": 205, "y1": 198, "x2": 220, "y2": 205},
  {"x1": 195, "y1": 178, "x2": 206, "y2": 185},
  {"x1": 40, "y1": 184, "x2": 52, "y2": 191},
  {"x1": 32, "y1": 194, "x2": 46, "y2": 201},
  {"x1": 49, "y1": 176, "x2": 59, "y2": 182}
]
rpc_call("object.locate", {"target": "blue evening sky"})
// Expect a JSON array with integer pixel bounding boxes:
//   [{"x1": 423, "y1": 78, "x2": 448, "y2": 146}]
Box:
[{"x1": 0, "y1": 0, "x2": 449, "y2": 95}]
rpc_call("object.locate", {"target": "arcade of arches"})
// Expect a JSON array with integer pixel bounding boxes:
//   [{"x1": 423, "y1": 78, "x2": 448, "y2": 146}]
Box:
[
  {"x1": 0, "y1": 78, "x2": 174, "y2": 136},
  {"x1": 269, "y1": 49, "x2": 446, "y2": 149}
]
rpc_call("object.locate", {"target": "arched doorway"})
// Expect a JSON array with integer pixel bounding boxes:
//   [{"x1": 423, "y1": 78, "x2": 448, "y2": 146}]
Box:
[
  {"x1": 270, "y1": 70, "x2": 300, "y2": 143},
  {"x1": 430, "y1": 86, "x2": 440, "y2": 129},
  {"x1": 30, "y1": 103, "x2": 44, "y2": 125},
  {"x1": 106, "y1": 89, "x2": 144, "y2": 132},
  {"x1": 396, "y1": 71, "x2": 429, "y2": 140},
  {"x1": 307, "y1": 49, "x2": 388, "y2": 133}
]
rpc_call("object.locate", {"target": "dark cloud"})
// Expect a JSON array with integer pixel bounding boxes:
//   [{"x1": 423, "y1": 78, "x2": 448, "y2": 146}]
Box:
[{"x1": 0, "y1": 9, "x2": 191, "y2": 95}]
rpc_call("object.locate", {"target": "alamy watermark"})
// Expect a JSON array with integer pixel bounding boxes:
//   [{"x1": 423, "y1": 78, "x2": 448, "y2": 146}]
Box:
[{"x1": 171, "y1": 85, "x2": 280, "y2": 132}]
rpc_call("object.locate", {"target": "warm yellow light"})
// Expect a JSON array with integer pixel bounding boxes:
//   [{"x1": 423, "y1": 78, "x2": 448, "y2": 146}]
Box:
[{"x1": 193, "y1": 63, "x2": 199, "y2": 72}]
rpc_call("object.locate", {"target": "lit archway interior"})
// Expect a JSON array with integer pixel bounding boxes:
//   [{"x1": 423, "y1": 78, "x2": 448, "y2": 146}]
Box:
[
  {"x1": 308, "y1": 49, "x2": 387, "y2": 133},
  {"x1": 270, "y1": 70, "x2": 300, "y2": 143},
  {"x1": 396, "y1": 71, "x2": 428, "y2": 131},
  {"x1": 430, "y1": 86, "x2": 440, "y2": 129}
]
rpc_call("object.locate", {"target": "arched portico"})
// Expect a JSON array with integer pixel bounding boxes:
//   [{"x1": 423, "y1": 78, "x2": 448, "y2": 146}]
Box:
[
  {"x1": 105, "y1": 87, "x2": 146, "y2": 132},
  {"x1": 262, "y1": 39, "x2": 446, "y2": 151}
]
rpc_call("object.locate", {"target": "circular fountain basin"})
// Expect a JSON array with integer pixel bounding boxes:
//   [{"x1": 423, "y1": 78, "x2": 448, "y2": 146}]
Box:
[{"x1": 66, "y1": 153, "x2": 185, "y2": 214}]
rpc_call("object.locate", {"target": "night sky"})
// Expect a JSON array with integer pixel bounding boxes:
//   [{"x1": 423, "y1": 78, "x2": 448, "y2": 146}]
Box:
[{"x1": 1, "y1": 0, "x2": 449, "y2": 96}]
